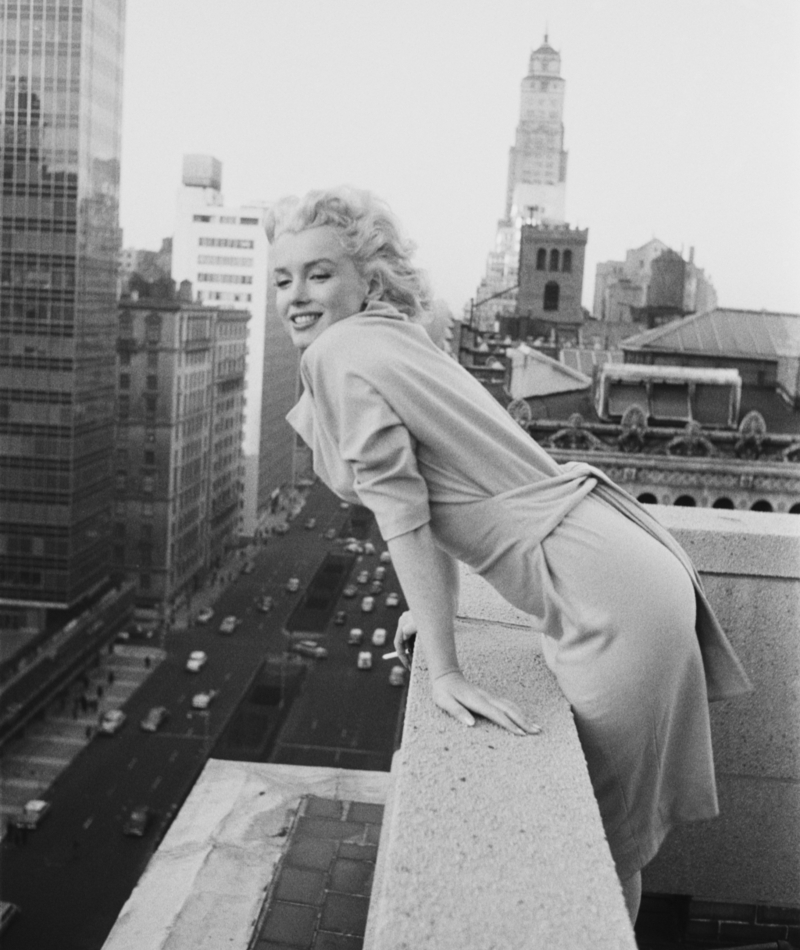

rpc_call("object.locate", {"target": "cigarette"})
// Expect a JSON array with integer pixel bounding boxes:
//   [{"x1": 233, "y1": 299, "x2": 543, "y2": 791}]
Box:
[{"x1": 382, "y1": 651, "x2": 399, "y2": 659}]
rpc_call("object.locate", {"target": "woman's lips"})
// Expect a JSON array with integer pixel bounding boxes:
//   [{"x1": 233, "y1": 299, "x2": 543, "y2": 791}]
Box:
[{"x1": 291, "y1": 313, "x2": 322, "y2": 329}]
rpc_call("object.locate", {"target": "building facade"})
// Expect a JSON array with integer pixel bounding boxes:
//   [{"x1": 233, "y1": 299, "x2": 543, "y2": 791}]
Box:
[
  {"x1": 471, "y1": 36, "x2": 569, "y2": 331},
  {"x1": 514, "y1": 222, "x2": 588, "y2": 344},
  {"x1": 1, "y1": 0, "x2": 126, "y2": 630},
  {"x1": 170, "y1": 154, "x2": 268, "y2": 536},
  {"x1": 114, "y1": 300, "x2": 247, "y2": 621},
  {"x1": 256, "y1": 271, "x2": 299, "y2": 529},
  {"x1": 593, "y1": 239, "x2": 717, "y2": 326}
]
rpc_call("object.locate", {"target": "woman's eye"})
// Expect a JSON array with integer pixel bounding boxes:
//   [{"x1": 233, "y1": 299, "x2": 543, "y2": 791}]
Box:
[
  {"x1": 310, "y1": 272, "x2": 331, "y2": 282},
  {"x1": 275, "y1": 278, "x2": 290, "y2": 289}
]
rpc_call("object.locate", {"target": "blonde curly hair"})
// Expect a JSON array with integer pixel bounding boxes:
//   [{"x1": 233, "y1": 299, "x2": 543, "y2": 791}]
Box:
[{"x1": 266, "y1": 186, "x2": 431, "y2": 319}]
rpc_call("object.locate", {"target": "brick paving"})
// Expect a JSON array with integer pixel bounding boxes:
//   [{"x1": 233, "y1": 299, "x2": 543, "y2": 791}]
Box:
[{"x1": 253, "y1": 795, "x2": 384, "y2": 950}]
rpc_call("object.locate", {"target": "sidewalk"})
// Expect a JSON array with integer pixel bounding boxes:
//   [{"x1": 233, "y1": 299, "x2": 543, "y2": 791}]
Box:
[{"x1": 0, "y1": 645, "x2": 165, "y2": 822}]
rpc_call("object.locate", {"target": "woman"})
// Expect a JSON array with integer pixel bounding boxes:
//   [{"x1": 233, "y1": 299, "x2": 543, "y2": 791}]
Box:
[{"x1": 267, "y1": 187, "x2": 751, "y2": 921}]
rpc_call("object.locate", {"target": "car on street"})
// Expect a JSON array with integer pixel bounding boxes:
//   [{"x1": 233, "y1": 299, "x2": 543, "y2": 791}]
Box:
[
  {"x1": 380, "y1": 551, "x2": 392, "y2": 563},
  {"x1": 257, "y1": 595, "x2": 274, "y2": 612},
  {"x1": 389, "y1": 665, "x2": 406, "y2": 687},
  {"x1": 242, "y1": 562, "x2": 255, "y2": 574},
  {"x1": 364, "y1": 542, "x2": 376, "y2": 555},
  {"x1": 357, "y1": 651, "x2": 373, "y2": 670},
  {"x1": 342, "y1": 584, "x2": 358, "y2": 598},
  {"x1": 275, "y1": 523, "x2": 289, "y2": 535},
  {"x1": 324, "y1": 527, "x2": 337, "y2": 540},
  {"x1": 357, "y1": 570, "x2": 370, "y2": 584},
  {"x1": 373, "y1": 566, "x2": 386, "y2": 580},
  {"x1": 218, "y1": 615, "x2": 240, "y2": 634},
  {"x1": 13, "y1": 799, "x2": 51, "y2": 830},
  {"x1": 339, "y1": 502, "x2": 350, "y2": 509},
  {"x1": 385, "y1": 592, "x2": 401, "y2": 608},
  {"x1": 348, "y1": 627, "x2": 364, "y2": 645},
  {"x1": 333, "y1": 610, "x2": 347, "y2": 625},
  {"x1": 186, "y1": 650, "x2": 208, "y2": 672},
  {"x1": 140, "y1": 706, "x2": 170, "y2": 732},
  {"x1": 99, "y1": 709, "x2": 127, "y2": 735},
  {"x1": 192, "y1": 689, "x2": 219, "y2": 710},
  {"x1": 371, "y1": 628, "x2": 387, "y2": 647},
  {"x1": 286, "y1": 576, "x2": 300, "y2": 592},
  {"x1": 196, "y1": 607, "x2": 214, "y2": 624},
  {"x1": 361, "y1": 596, "x2": 375, "y2": 613},
  {"x1": 304, "y1": 517, "x2": 317, "y2": 529},
  {"x1": 369, "y1": 581, "x2": 384, "y2": 594},
  {"x1": 291, "y1": 639, "x2": 329, "y2": 660},
  {"x1": 122, "y1": 805, "x2": 152, "y2": 837},
  {"x1": 344, "y1": 541, "x2": 363, "y2": 554}
]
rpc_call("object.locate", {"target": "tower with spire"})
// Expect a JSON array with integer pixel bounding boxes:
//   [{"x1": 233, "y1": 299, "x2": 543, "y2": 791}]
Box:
[
  {"x1": 506, "y1": 34, "x2": 568, "y2": 223},
  {"x1": 470, "y1": 36, "x2": 570, "y2": 330}
]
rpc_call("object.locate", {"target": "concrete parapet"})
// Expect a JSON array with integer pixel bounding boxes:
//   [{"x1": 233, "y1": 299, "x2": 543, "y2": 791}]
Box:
[{"x1": 364, "y1": 610, "x2": 636, "y2": 950}]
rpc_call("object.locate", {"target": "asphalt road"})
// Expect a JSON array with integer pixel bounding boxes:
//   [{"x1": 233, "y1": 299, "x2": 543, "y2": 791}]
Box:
[{"x1": 0, "y1": 483, "x2": 408, "y2": 950}]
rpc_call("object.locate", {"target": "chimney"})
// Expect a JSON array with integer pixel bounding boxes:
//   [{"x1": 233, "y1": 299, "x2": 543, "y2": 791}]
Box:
[{"x1": 179, "y1": 279, "x2": 193, "y2": 302}]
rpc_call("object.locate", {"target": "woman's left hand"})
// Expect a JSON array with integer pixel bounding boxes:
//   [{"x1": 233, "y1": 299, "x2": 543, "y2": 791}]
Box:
[{"x1": 431, "y1": 670, "x2": 541, "y2": 737}]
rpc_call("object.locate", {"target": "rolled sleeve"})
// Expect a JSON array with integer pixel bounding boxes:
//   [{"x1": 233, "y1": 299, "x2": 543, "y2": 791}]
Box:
[{"x1": 334, "y1": 371, "x2": 431, "y2": 540}]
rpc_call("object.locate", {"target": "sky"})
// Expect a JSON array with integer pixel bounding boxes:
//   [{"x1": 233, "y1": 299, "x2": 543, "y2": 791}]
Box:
[{"x1": 119, "y1": 0, "x2": 800, "y2": 317}]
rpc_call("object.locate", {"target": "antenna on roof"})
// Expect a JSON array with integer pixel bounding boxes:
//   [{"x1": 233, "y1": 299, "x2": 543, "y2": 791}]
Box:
[{"x1": 544, "y1": 24, "x2": 549, "y2": 43}]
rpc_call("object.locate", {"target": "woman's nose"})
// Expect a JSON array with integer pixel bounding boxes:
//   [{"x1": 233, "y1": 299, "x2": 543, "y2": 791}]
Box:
[{"x1": 290, "y1": 277, "x2": 309, "y2": 304}]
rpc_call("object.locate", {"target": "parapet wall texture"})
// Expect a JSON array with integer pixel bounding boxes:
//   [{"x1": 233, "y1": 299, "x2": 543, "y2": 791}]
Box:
[
  {"x1": 365, "y1": 619, "x2": 637, "y2": 950},
  {"x1": 645, "y1": 508, "x2": 800, "y2": 907}
]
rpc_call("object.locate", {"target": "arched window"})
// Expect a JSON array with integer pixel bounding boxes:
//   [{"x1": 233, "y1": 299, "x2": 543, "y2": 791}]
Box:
[
  {"x1": 674, "y1": 495, "x2": 697, "y2": 507},
  {"x1": 637, "y1": 493, "x2": 657, "y2": 505},
  {"x1": 750, "y1": 500, "x2": 773, "y2": 512},
  {"x1": 562, "y1": 249, "x2": 572, "y2": 273},
  {"x1": 536, "y1": 249, "x2": 546, "y2": 271},
  {"x1": 790, "y1": 503, "x2": 800, "y2": 514},
  {"x1": 549, "y1": 249, "x2": 560, "y2": 271},
  {"x1": 543, "y1": 281, "x2": 560, "y2": 311},
  {"x1": 712, "y1": 497, "x2": 735, "y2": 509}
]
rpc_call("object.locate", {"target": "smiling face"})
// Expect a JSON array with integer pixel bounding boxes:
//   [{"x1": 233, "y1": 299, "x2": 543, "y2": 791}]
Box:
[{"x1": 273, "y1": 226, "x2": 370, "y2": 350}]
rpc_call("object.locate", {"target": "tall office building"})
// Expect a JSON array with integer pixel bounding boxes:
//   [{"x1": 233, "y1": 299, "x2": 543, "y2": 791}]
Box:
[
  {"x1": 0, "y1": 0, "x2": 126, "y2": 629},
  {"x1": 471, "y1": 36, "x2": 569, "y2": 330},
  {"x1": 171, "y1": 155, "x2": 269, "y2": 537}
]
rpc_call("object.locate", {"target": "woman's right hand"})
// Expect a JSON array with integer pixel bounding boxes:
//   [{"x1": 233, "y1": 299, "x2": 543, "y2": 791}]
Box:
[
  {"x1": 393, "y1": 610, "x2": 417, "y2": 670},
  {"x1": 432, "y1": 671, "x2": 541, "y2": 737}
]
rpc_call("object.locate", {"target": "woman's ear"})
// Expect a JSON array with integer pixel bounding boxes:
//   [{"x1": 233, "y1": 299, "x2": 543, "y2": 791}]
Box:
[{"x1": 365, "y1": 271, "x2": 384, "y2": 302}]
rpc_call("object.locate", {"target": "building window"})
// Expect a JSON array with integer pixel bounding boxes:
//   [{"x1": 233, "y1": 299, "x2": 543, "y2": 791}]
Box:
[
  {"x1": 193, "y1": 215, "x2": 212, "y2": 223},
  {"x1": 549, "y1": 249, "x2": 560, "y2": 271},
  {"x1": 147, "y1": 351, "x2": 158, "y2": 369},
  {"x1": 543, "y1": 281, "x2": 560, "y2": 311},
  {"x1": 146, "y1": 375, "x2": 158, "y2": 390},
  {"x1": 562, "y1": 249, "x2": 572, "y2": 273},
  {"x1": 536, "y1": 249, "x2": 546, "y2": 271},
  {"x1": 239, "y1": 217, "x2": 259, "y2": 225},
  {"x1": 144, "y1": 450, "x2": 155, "y2": 466},
  {"x1": 119, "y1": 351, "x2": 131, "y2": 366},
  {"x1": 118, "y1": 395, "x2": 130, "y2": 419},
  {"x1": 119, "y1": 374, "x2": 130, "y2": 390}
]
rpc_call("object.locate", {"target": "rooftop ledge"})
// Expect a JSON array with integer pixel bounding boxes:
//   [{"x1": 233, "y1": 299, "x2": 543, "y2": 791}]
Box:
[{"x1": 102, "y1": 507, "x2": 800, "y2": 950}]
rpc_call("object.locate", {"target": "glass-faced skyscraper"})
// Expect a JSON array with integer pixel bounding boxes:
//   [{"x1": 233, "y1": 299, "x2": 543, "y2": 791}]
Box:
[{"x1": 1, "y1": 0, "x2": 126, "y2": 617}]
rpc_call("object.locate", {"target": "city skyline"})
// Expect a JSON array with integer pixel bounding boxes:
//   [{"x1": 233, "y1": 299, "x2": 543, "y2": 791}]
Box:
[{"x1": 119, "y1": 0, "x2": 799, "y2": 318}]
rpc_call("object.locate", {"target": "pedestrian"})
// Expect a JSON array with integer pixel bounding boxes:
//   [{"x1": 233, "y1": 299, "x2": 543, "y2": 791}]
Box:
[
  {"x1": 144, "y1": 655, "x2": 151, "y2": 669},
  {"x1": 107, "y1": 670, "x2": 115, "y2": 685},
  {"x1": 85, "y1": 724, "x2": 93, "y2": 739},
  {"x1": 96, "y1": 684, "x2": 104, "y2": 698},
  {"x1": 79, "y1": 695, "x2": 87, "y2": 712},
  {"x1": 267, "y1": 187, "x2": 752, "y2": 923}
]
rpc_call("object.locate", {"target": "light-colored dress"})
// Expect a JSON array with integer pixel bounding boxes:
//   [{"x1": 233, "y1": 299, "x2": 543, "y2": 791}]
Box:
[{"x1": 287, "y1": 303, "x2": 751, "y2": 878}]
